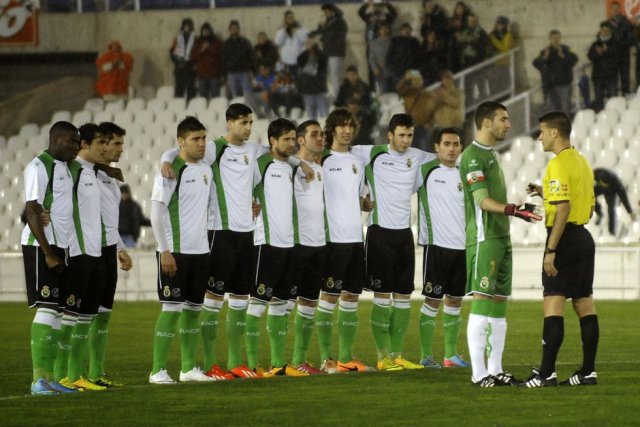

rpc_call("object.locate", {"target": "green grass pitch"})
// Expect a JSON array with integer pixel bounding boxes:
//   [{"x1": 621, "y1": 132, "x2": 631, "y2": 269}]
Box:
[{"x1": 0, "y1": 300, "x2": 639, "y2": 426}]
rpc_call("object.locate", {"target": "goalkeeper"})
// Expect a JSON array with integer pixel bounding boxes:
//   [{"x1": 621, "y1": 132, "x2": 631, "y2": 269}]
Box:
[{"x1": 459, "y1": 101, "x2": 541, "y2": 388}]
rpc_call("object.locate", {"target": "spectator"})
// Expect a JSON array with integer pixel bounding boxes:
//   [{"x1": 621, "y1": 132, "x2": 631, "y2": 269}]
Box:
[
  {"x1": 358, "y1": 0, "x2": 397, "y2": 43},
  {"x1": 222, "y1": 20, "x2": 260, "y2": 113},
  {"x1": 396, "y1": 70, "x2": 436, "y2": 151},
  {"x1": 608, "y1": 1, "x2": 633, "y2": 95},
  {"x1": 95, "y1": 41, "x2": 134, "y2": 102},
  {"x1": 594, "y1": 168, "x2": 636, "y2": 236},
  {"x1": 118, "y1": 184, "x2": 151, "y2": 248},
  {"x1": 310, "y1": 3, "x2": 348, "y2": 98},
  {"x1": 191, "y1": 22, "x2": 222, "y2": 100},
  {"x1": 533, "y1": 29, "x2": 578, "y2": 115},
  {"x1": 418, "y1": 28, "x2": 448, "y2": 85},
  {"x1": 588, "y1": 21, "x2": 619, "y2": 111},
  {"x1": 368, "y1": 24, "x2": 393, "y2": 93},
  {"x1": 420, "y1": 0, "x2": 448, "y2": 40},
  {"x1": 489, "y1": 16, "x2": 513, "y2": 58},
  {"x1": 335, "y1": 65, "x2": 372, "y2": 108},
  {"x1": 457, "y1": 13, "x2": 488, "y2": 69},
  {"x1": 170, "y1": 18, "x2": 196, "y2": 99},
  {"x1": 387, "y1": 23, "x2": 421, "y2": 89},
  {"x1": 274, "y1": 10, "x2": 308, "y2": 75},
  {"x1": 448, "y1": 1, "x2": 472, "y2": 71},
  {"x1": 432, "y1": 70, "x2": 464, "y2": 132},
  {"x1": 345, "y1": 97, "x2": 375, "y2": 146},
  {"x1": 269, "y1": 68, "x2": 304, "y2": 117},
  {"x1": 297, "y1": 38, "x2": 329, "y2": 120},
  {"x1": 254, "y1": 31, "x2": 280, "y2": 70},
  {"x1": 253, "y1": 63, "x2": 277, "y2": 119}
]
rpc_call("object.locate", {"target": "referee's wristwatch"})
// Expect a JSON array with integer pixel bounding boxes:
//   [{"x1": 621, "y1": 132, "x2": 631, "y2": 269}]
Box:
[{"x1": 544, "y1": 247, "x2": 556, "y2": 255}]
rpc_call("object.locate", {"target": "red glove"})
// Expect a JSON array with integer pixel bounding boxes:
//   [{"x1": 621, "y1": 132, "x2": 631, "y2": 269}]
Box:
[{"x1": 504, "y1": 204, "x2": 542, "y2": 222}]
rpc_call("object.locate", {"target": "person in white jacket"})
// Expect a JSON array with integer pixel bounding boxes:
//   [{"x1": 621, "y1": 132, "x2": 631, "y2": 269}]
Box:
[{"x1": 275, "y1": 10, "x2": 308, "y2": 75}]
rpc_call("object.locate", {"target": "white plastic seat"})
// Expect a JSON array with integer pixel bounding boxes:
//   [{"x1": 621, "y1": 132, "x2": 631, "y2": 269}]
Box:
[
  {"x1": 155, "y1": 110, "x2": 176, "y2": 126},
  {"x1": 605, "y1": 96, "x2": 627, "y2": 113},
  {"x1": 589, "y1": 122, "x2": 611, "y2": 140},
  {"x1": 616, "y1": 160, "x2": 636, "y2": 181},
  {"x1": 72, "y1": 110, "x2": 93, "y2": 127},
  {"x1": 628, "y1": 96, "x2": 640, "y2": 111},
  {"x1": 133, "y1": 110, "x2": 155, "y2": 126},
  {"x1": 104, "y1": 99, "x2": 125, "y2": 114},
  {"x1": 208, "y1": 96, "x2": 228, "y2": 115},
  {"x1": 593, "y1": 149, "x2": 618, "y2": 168},
  {"x1": 187, "y1": 97, "x2": 208, "y2": 114},
  {"x1": 619, "y1": 109, "x2": 640, "y2": 126},
  {"x1": 612, "y1": 122, "x2": 635, "y2": 140},
  {"x1": 230, "y1": 96, "x2": 245, "y2": 105},
  {"x1": 156, "y1": 86, "x2": 175, "y2": 101},
  {"x1": 509, "y1": 222, "x2": 526, "y2": 243},
  {"x1": 167, "y1": 98, "x2": 187, "y2": 114},
  {"x1": 126, "y1": 98, "x2": 146, "y2": 112},
  {"x1": 573, "y1": 109, "x2": 596, "y2": 126},
  {"x1": 570, "y1": 122, "x2": 588, "y2": 141},
  {"x1": 51, "y1": 110, "x2": 72, "y2": 123},
  {"x1": 83, "y1": 98, "x2": 105, "y2": 114},
  {"x1": 93, "y1": 110, "x2": 114, "y2": 124},
  {"x1": 595, "y1": 109, "x2": 619, "y2": 127},
  {"x1": 113, "y1": 110, "x2": 134, "y2": 126},
  {"x1": 602, "y1": 135, "x2": 625, "y2": 152},
  {"x1": 19, "y1": 123, "x2": 39, "y2": 139},
  {"x1": 146, "y1": 98, "x2": 166, "y2": 113}
]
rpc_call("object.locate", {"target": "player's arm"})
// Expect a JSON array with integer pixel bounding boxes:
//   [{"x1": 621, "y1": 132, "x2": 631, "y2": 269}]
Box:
[
  {"x1": 151, "y1": 200, "x2": 176, "y2": 277},
  {"x1": 543, "y1": 201, "x2": 570, "y2": 277},
  {"x1": 25, "y1": 200, "x2": 64, "y2": 272}
]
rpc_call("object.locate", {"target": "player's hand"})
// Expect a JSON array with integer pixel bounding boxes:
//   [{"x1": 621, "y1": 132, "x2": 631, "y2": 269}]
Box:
[
  {"x1": 504, "y1": 204, "x2": 542, "y2": 222},
  {"x1": 526, "y1": 183, "x2": 542, "y2": 197},
  {"x1": 252, "y1": 199, "x2": 261, "y2": 219},
  {"x1": 161, "y1": 162, "x2": 176, "y2": 179},
  {"x1": 299, "y1": 161, "x2": 315, "y2": 182},
  {"x1": 361, "y1": 195, "x2": 375, "y2": 212},
  {"x1": 44, "y1": 253, "x2": 65, "y2": 274},
  {"x1": 160, "y1": 251, "x2": 177, "y2": 277},
  {"x1": 40, "y1": 209, "x2": 51, "y2": 226},
  {"x1": 543, "y1": 253, "x2": 558, "y2": 277},
  {"x1": 118, "y1": 250, "x2": 133, "y2": 271}
]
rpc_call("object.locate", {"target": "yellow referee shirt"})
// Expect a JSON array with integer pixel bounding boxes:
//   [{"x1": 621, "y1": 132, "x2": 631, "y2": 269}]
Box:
[{"x1": 543, "y1": 147, "x2": 595, "y2": 227}]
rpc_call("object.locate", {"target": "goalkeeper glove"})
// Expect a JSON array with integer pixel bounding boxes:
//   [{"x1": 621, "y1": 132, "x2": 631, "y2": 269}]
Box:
[{"x1": 504, "y1": 204, "x2": 542, "y2": 222}]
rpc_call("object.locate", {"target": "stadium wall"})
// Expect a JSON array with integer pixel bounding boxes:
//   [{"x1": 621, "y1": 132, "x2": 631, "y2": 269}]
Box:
[{"x1": 2, "y1": 0, "x2": 609, "y2": 93}]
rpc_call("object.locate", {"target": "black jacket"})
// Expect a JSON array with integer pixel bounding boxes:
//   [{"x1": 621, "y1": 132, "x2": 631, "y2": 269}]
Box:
[
  {"x1": 310, "y1": 8, "x2": 348, "y2": 57},
  {"x1": 533, "y1": 44, "x2": 578, "y2": 87}
]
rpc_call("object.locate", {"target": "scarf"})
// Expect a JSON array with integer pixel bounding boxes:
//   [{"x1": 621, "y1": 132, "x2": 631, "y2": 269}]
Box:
[{"x1": 173, "y1": 31, "x2": 195, "y2": 60}]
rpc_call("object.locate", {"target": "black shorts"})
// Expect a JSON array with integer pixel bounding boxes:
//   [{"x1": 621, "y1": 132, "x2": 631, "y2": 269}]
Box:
[
  {"x1": 365, "y1": 225, "x2": 415, "y2": 295},
  {"x1": 252, "y1": 245, "x2": 295, "y2": 302},
  {"x1": 156, "y1": 252, "x2": 208, "y2": 305},
  {"x1": 22, "y1": 245, "x2": 67, "y2": 308},
  {"x1": 97, "y1": 245, "x2": 118, "y2": 310},
  {"x1": 542, "y1": 224, "x2": 595, "y2": 299},
  {"x1": 207, "y1": 230, "x2": 254, "y2": 297},
  {"x1": 66, "y1": 254, "x2": 105, "y2": 315},
  {"x1": 322, "y1": 242, "x2": 366, "y2": 296},
  {"x1": 291, "y1": 245, "x2": 326, "y2": 301},
  {"x1": 422, "y1": 244, "x2": 466, "y2": 299}
]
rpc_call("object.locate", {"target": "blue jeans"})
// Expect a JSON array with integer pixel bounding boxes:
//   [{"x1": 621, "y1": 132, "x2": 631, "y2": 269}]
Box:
[{"x1": 303, "y1": 94, "x2": 328, "y2": 120}]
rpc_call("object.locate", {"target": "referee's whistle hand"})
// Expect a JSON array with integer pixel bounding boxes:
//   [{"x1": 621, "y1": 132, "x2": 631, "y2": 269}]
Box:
[
  {"x1": 160, "y1": 251, "x2": 177, "y2": 277},
  {"x1": 543, "y1": 253, "x2": 558, "y2": 277}
]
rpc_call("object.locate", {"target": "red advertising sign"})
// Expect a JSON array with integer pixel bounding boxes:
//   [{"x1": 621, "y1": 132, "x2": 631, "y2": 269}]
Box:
[
  {"x1": 0, "y1": 0, "x2": 39, "y2": 46},
  {"x1": 606, "y1": 0, "x2": 640, "y2": 19}
]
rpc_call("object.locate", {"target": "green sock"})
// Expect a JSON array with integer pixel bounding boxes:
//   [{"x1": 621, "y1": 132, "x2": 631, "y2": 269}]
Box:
[
  {"x1": 338, "y1": 301, "x2": 358, "y2": 362},
  {"x1": 201, "y1": 303, "x2": 220, "y2": 369},
  {"x1": 267, "y1": 308, "x2": 288, "y2": 368},
  {"x1": 291, "y1": 308, "x2": 315, "y2": 366},
  {"x1": 315, "y1": 304, "x2": 335, "y2": 362},
  {"x1": 389, "y1": 302, "x2": 411, "y2": 356},
  {"x1": 419, "y1": 306, "x2": 438, "y2": 359},
  {"x1": 31, "y1": 308, "x2": 57, "y2": 381},
  {"x1": 54, "y1": 316, "x2": 74, "y2": 381},
  {"x1": 151, "y1": 310, "x2": 180, "y2": 375},
  {"x1": 370, "y1": 300, "x2": 392, "y2": 359},
  {"x1": 48, "y1": 315, "x2": 62, "y2": 377},
  {"x1": 245, "y1": 313, "x2": 262, "y2": 370},
  {"x1": 89, "y1": 311, "x2": 111, "y2": 379},
  {"x1": 226, "y1": 304, "x2": 247, "y2": 370},
  {"x1": 67, "y1": 317, "x2": 92, "y2": 381},
  {"x1": 443, "y1": 311, "x2": 462, "y2": 359},
  {"x1": 179, "y1": 308, "x2": 201, "y2": 373}
]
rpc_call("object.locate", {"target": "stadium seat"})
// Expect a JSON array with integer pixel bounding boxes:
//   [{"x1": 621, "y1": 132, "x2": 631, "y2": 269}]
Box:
[
  {"x1": 628, "y1": 95, "x2": 640, "y2": 111},
  {"x1": 126, "y1": 98, "x2": 146, "y2": 112},
  {"x1": 156, "y1": 85, "x2": 175, "y2": 101},
  {"x1": 19, "y1": 123, "x2": 39, "y2": 139},
  {"x1": 155, "y1": 110, "x2": 176, "y2": 125},
  {"x1": 595, "y1": 109, "x2": 618, "y2": 127},
  {"x1": 593, "y1": 148, "x2": 617, "y2": 168},
  {"x1": 93, "y1": 110, "x2": 114, "y2": 124},
  {"x1": 72, "y1": 110, "x2": 93, "y2": 127},
  {"x1": 104, "y1": 99, "x2": 125, "y2": 114},
  {"x1": 573, "y1": 109, "x2": 595, "y2": 126},
  {"x1": 167, "y1": 97, "x2": 187, "y2": 115},
  {"x1": 113, "y1": 110, "x2": 134, "y2": 126},
  {"x1": 526, "y1": 224, "x2": 547, "y2": 245},
  {"x1": 603, "y1": 136, "x2": 625, "y2": 152},
  {"x1": 619, "y1": 109, "x2": 640, "y2": 126},
  {"x1": 589, "y1": 122, "x2": 611, "y2": 140},
  {"x1": 134, "y1": 109, "x2": 155, "y2": 126},
  {"x1": 208, "y1": 96, "x2": 228, "y2": 114},
  {"x1": 146, "y1": 98, "x2": 166, "y2": 113},
  {"x1": 616, "y1": 159, "x2": 635, "y2": 182},
  {"x1": 612, "y1": 122, "x2": 635, "y2": 140},
  {"x1": 187, "y1": 97, "x2": 208, "y2": 114},
  {"x1": 501, "y1": 150, "x2": 523, "y2": 168},
  {"x1": 290, "y1": 107, "x2": 303, "y2": 120},
  {"x1": 570, "y1": 122, "x2": 588, "y2": 141},
  {"x1": 230, "y1": 96, "x2": 245, "y2": 105},
  {"x1": 50, "y1": 110, "x2": 72, "y2": 123},
  {"x1": 84, "y1": 98, "x2": 105, "y2": 114},
  {"x1": 509, "y1": 222, "x2": 526, "y2": 243},
  {"x1": 605, "y1": 96, "x2": 627, "y2": 113}
]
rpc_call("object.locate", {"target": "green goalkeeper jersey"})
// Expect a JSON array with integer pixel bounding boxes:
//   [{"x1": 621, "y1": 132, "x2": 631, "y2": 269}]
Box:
[{"x1": 459, "y1": 141, "x2": 510, "y2": 246}]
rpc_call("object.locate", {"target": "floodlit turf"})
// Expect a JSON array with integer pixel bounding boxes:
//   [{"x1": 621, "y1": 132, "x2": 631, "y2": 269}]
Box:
[{"x1": 1, "y1": 300, "x2": 639, "y2": 426}]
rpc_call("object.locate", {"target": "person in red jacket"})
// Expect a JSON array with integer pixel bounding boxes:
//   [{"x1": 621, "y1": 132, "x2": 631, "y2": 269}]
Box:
[
  {"x1": 95, "y1": 41, "x2": 134, "y2": 101},
  {"x1": 191, "y1": 22, "x2": 222, "y2": 99}
]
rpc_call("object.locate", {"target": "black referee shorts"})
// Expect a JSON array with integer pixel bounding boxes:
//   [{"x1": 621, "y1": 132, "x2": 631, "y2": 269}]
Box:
[
  {"x1": 542, "y1": 224, "x2": 595, "y2": 299},
  {"x1": 365, "y1": 225, "x2": 415, "y2": 295}
]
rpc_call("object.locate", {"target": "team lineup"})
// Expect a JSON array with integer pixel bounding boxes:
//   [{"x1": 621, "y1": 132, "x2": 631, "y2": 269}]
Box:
[{"x1": 22, "y1": 101, "x2": 599, "y2": 394}]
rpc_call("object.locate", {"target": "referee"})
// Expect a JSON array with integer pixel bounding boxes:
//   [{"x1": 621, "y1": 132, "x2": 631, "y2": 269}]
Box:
[{"x1": 522, "y1": 111, "x2": 599, "y2": 387}]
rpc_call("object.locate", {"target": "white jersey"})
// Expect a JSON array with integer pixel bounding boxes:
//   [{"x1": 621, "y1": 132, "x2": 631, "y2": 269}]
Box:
[
  {"x1": 96, "y1": 169, "x2": 121, "y2": 247},
  {"x1": 253, "y1": 155, "x2": 294, "y2": 248},
  {"x1": 321, "y1": 150, "x2": 367, "y2": 243},
  {"x1": 293, "y1": 159, "x2": 325, "y2": 247},
  {"x1": 161, "y1": 138, "x2": 269, "y2": 232},
  {"x1": 352, "y1": 144, "x2": 435, "y2": 230},
  {"x1": 151, "y1": 157, "x2": 212, "y2": 254},
  {"x1": 415, "y1": 159, "x2": 465, "y2": 249},
  {"x1": 68, "y1": 157, "x2": 103, "y2": 257},
  {"x1": 21, "y1": 151, "x2": 74, "y2": 248}
]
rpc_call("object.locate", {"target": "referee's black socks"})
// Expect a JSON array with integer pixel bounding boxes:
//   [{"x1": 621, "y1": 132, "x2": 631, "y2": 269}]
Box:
[
  {"x1": 540, "y1": 316, "x2": 564, "y2": 378},
  {"x1": 580, "y1": 314, "x2": 599, "y2": 374}
]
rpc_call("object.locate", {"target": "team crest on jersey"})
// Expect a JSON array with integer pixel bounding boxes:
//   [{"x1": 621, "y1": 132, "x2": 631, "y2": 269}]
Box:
[
  {"x1": 41, "y1": 286, "x2": 50, "y2": 298},
  {"x1": 66, "y1": 294, "x2": 76, "y2": 308},
  {"x1": 480, "y1": 277, "x2": 489, "y2": 289},
  {"x1": 317, "y1": 171, "x2": 322, "y2": 182},
  {"x1": 243, "y1": 155, "x2": 249, "y2": 165},
  {"x1": 203, "y1": 174, "x2": 208, "y2": 185},
  {"x1": 406, "y1": 158, "x2": 413, "y2": 168},
  {"x1": 326, "y1": 277, "x2": 335, "y2": 288},
  {"x1": 163, "y1": 286, "x2": 171, "y2": 298},
  {"x1": 352, "y1": 164, "x2": 357, "y2": 174},
  {"x1": 457, "y1": 182, "x2": 463, "y2": 192}
]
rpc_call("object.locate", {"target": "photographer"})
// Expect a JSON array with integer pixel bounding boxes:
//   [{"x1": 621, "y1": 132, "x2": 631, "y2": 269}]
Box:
[
  {"x1": 588, "y1": 21, "x2": 619, "y2": 111},
  {"x1": 533, "y1": 30, "x2": 578, "y2": 115}
]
